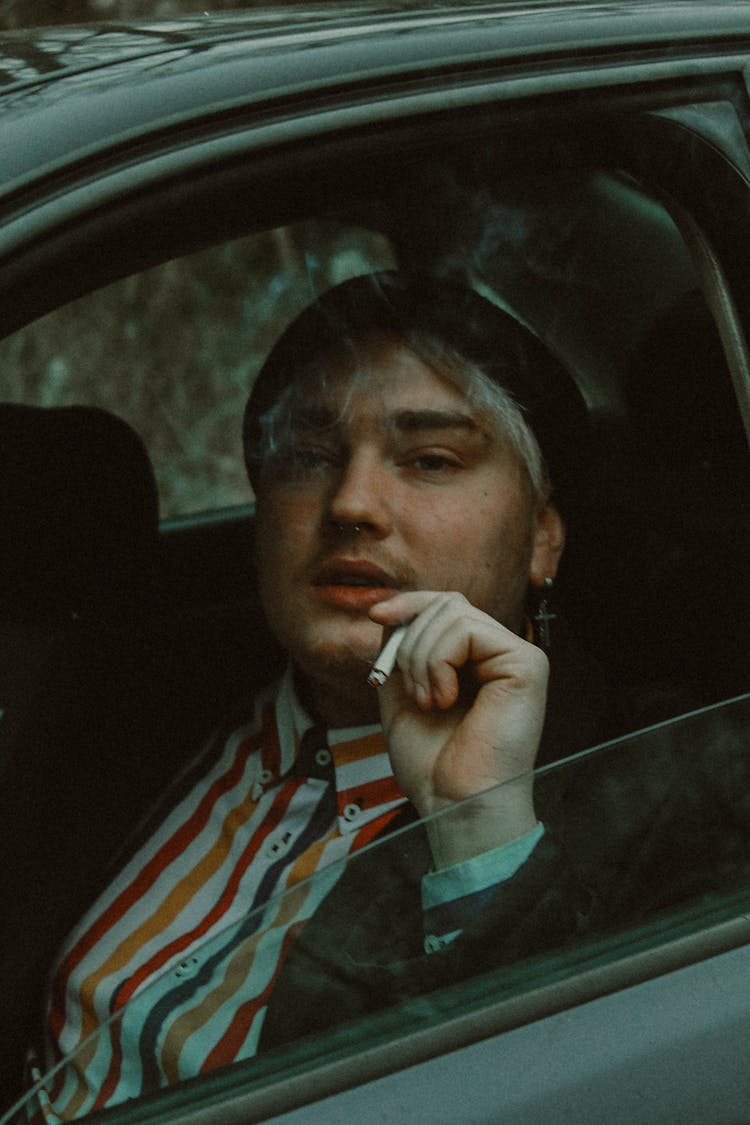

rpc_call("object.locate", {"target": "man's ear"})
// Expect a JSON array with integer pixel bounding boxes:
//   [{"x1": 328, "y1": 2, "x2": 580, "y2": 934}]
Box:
[{"x1": 528, "y1": 504, "x2": 566, "y2": 586}]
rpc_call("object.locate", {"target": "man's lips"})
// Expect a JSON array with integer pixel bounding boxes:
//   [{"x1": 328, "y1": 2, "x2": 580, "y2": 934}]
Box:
[{"x1": 313, "y1": 558, "x2": 401, "y2": 610}]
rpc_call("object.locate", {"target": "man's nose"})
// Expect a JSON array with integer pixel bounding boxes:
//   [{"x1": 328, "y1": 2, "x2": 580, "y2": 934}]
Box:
[{"x1": 326, "y1": 450, "x2": 392, "y2": 535}]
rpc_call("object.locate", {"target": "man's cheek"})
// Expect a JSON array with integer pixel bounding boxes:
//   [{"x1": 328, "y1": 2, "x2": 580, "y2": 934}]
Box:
[
  {"x1": 258, "y1": 511, "x2": 306, "y2": 566},
  {"x1": 270, "y1": 496, "x2": 319, "y2": 549}
]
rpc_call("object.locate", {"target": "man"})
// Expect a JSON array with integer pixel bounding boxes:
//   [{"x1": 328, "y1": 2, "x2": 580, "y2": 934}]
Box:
[
  {"x1": 246, "y1": 272, "x2": 573, "y2": 866},
  {"x1": 29, "y1": 272, "x2": 599, "y2": 1120}
]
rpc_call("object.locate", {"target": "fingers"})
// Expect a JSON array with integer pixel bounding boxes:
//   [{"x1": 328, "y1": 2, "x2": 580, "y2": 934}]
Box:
[
  {"x1": 369, "y1": 591, "x2": 452, "y2": 705},
  {"x1": 369, "y1": 589, "x2": 447, "y2": 626},
  {"x1": 401, "y1": 594, "x2": 470, "y2": 709},
  {"x1": 369, "y1": 591, "x2": 542, "y2": 712}
]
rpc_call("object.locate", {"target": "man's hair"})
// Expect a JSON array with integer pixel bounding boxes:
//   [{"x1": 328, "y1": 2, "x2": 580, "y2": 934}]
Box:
[
  {"x1": 398, "y1": 329, "x2": 549, "y2": 504},
  {"x1": 244, "y1": 271, "x2": 589, "y2": 514}
]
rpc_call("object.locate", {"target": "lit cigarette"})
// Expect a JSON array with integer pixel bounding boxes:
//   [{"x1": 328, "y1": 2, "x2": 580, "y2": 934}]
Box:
[{"x1": 368, "y1": 625, "x2": 408, "y2": 687}]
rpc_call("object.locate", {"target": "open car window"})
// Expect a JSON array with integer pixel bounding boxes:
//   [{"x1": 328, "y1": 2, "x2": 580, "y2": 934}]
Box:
[{"x1": 10, "y1": 694, "x2": 750, "y2": 1124}]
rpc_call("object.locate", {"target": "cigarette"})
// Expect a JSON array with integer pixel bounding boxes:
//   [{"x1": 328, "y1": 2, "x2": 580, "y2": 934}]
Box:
[{"x1": 368, "y1": 625, "x2": 408, "y2": 687}]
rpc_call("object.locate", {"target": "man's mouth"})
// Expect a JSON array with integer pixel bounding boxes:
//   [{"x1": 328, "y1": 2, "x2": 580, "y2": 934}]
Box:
[
  {"x1": 313, "y1": 559, "x2": 400, "y2": 609},
  {"x1": 320, "y1": 572, "x2": 390, "y2": 587}
]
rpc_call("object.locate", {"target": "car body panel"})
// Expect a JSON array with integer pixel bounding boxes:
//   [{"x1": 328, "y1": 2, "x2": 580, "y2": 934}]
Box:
[
  {"x1": 4, "y1": 1, "x2": 750, "y2": 206},
  {"x1": 259, "y1": 940, "x2": 750, "y2": 1125}
]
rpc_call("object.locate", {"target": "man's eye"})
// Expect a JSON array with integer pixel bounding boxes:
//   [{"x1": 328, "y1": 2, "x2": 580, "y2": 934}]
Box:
[
  {"x1": 265, "y1": 445, "x2": 335, "y2": 481},
  {"x1": 291, "y1": 447, "x2": 331, "y2": 470},
  {"x1": 408, "y1": 453, "x2": 461, "y2": 473}
]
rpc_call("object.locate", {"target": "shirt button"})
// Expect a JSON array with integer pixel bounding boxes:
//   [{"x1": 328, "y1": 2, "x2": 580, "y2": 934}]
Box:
[
  {"x1": 265, "y1": 831, "x2": 293, "y2": 859},
  {"x1": 314, "y1": 748, "x2": 332, "y2": 767},
  {"x1": 342, "y1": 802, "x2": 361, "y2": 823},
  {"x1": 258, "y1": 768, "x2": 274, "y2": 786},
  {"x1": 175, "y1": 955, "x2": 201, "y2": 979}
]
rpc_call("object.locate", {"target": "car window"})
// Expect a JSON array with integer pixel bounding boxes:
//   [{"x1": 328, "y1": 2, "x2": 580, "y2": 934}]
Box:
[
  {"x1": 0, "y1": 220, "x2": 396, "y2": 519},
  {"x1": 8, "y1": 695, "x2": 750, "y2": 1125}
]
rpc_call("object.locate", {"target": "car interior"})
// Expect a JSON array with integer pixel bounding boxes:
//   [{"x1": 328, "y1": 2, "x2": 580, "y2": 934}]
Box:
[{"x1": 1, "y1": 100, "x2": 750, "y2": 1118}]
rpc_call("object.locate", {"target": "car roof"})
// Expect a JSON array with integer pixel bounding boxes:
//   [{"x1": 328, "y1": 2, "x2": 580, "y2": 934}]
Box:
[
  {"x1": 3, "y1": 1, "x2": 750, "y2": 91},
  {"x1": 2, "y1": 0, "x2": 750, "y2": 197}
]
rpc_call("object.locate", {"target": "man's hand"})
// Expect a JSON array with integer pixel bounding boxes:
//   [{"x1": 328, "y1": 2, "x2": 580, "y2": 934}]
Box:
[{"x1": 369, "y1": 591, "x2": 548, "y2": 868}]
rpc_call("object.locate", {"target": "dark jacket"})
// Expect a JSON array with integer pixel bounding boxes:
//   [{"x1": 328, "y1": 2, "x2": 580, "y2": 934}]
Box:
[{"x1": 261, "y1": 627, "x2": 745, "y2": 1053}]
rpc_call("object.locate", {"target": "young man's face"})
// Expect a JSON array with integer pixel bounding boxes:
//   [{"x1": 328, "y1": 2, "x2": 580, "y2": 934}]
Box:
[{"x1": 253, "y1": 335, "x2": 563, "y2": 724}]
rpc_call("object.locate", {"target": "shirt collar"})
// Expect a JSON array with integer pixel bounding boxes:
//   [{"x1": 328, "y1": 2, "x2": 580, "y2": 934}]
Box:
[{"x1": 275, "y1": 664, "x2": 407, "y2": 834}]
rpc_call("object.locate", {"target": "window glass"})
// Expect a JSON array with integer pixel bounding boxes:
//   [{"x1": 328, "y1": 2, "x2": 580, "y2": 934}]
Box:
[
  {"x1": 0, "y1": 221, "x2": 396, "y2": 519},
  {"x1": 11, "y1": 696, "x2": 750, "y2": 1124}
]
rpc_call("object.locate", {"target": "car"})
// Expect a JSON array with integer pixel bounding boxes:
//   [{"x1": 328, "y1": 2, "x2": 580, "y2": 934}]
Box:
[{"x1": 1, "y1": 1, "x2": 750, "y2": 1121}]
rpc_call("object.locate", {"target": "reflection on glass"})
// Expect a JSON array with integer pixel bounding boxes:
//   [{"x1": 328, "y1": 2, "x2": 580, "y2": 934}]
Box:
[{"x1": 10, "y1": 695, "x2": 750, "y2": 1124}]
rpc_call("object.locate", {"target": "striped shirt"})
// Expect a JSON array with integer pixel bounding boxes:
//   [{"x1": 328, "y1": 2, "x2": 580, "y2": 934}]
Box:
[
  {"x1": 26, "y1": 667, "x2": 542, "y2": 1122},
  {"x1": 28, "y1": 667, "x2": 408, "y2": 1121}
]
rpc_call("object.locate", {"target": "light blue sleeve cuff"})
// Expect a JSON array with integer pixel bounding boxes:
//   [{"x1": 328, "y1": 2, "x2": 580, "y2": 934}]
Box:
[{"x1": 421, "y1": 822, "x2": 545, "y2": 912}]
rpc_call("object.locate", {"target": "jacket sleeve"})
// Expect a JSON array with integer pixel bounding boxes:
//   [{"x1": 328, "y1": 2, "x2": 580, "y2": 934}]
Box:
[{"x1": 258, "y1": 825, "x2": 595, "y2": 1051}]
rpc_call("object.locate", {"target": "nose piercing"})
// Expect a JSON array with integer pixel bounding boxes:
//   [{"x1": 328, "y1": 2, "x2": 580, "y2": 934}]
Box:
[{"x1": 334, "y1": 522, "x2": 363, "y2": 533}]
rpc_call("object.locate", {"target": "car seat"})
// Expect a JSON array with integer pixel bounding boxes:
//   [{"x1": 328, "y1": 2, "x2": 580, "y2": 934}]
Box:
[
  {"x1": 0, "y1": 404, "x2": 167, "y2": 1110},
  {"x1": 559, "y1": 290, "x2": 750, "y2": 709},
  {"x1": 0, "y1": 403, "x2": 285, "y2": 1112}
]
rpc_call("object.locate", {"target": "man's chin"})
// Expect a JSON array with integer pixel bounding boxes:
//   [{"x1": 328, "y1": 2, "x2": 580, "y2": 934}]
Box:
[
  {"x1": 292, "y1": 640, "x2": 381, "y2": 726},
  {"x1": 304, "y1": 637, "x2": 377, "y2": 677},
  {"x1": 290, "y1": 625, "x2": 379, "y2": 685}
]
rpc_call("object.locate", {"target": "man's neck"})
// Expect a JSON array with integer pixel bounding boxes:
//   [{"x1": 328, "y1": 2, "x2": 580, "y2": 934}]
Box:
[{"x1": 293, "y1": 665, "x2": 381, "y2": 729}]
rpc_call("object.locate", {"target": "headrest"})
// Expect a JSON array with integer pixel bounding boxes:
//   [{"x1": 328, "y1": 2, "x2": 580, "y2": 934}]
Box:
[{"x1": 0, "y1": 404, "x2": 159, "y2": 619}]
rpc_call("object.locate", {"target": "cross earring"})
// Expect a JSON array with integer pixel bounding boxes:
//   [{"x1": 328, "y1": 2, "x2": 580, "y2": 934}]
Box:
[{"x1": 532, "y1": 577, "x2": 556, "y2": 652}]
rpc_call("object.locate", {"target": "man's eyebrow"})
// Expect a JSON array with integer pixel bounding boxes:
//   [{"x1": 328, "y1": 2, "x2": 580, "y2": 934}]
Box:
[
  {"x1": 390, "y1": 409, "x2": 483, "y2": 433},
  {"x1": 289, "y1": 405, "x2": 338, "y2": 429},
  {"x1": 286, "y1": 406, "x2": 487, "y2": 436}
]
